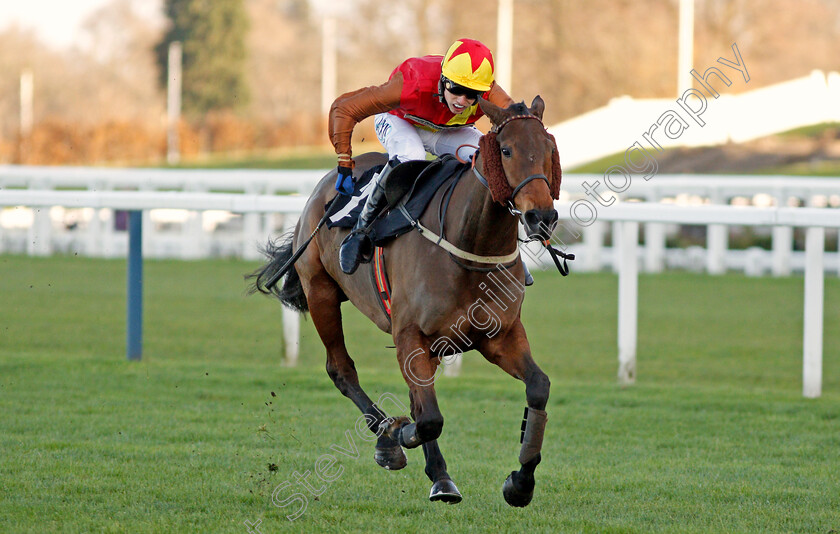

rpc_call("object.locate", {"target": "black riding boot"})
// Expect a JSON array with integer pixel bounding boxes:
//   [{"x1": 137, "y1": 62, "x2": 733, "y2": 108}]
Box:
[{"x1": 339, "y1": 162, "x2": 395, "y2": 274}]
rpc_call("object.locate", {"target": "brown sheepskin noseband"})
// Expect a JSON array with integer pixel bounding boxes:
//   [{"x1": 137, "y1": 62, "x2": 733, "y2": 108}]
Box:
[{"x1": 477, "y1": 124, "x2": 562, "y2": 204}]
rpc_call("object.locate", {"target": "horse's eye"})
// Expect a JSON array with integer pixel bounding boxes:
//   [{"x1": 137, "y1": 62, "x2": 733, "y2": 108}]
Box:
[{"x1": 501, "y1": 147, "x2": 512, "y2": 158}]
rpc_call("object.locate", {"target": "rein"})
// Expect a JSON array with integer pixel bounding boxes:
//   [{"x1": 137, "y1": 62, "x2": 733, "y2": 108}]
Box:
[
  {"x1": 426, "y1": 170, "x2": 519, "y2": 268},
  {"x1": 398, "y1": 158, "x2": 519, "y2": 270}
]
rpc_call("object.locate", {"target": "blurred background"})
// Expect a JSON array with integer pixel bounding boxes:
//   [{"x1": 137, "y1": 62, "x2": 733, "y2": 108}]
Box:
[{"x1": 2, "y1": 0, "x2": 839, "y2": 168}]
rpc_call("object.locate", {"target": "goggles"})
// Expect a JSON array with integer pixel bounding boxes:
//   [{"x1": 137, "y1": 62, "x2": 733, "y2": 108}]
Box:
[{"x1": 442, "y1": 79, "x2": 482, "y2": 101}]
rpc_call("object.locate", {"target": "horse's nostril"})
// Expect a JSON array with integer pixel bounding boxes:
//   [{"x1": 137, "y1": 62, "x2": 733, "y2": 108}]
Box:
[
  {"x1": 524, "y1": 209, "x2": 557, "y2": 239},
  {"x1": 524, "y1": 211, "x2": 541, "y2": 227}
]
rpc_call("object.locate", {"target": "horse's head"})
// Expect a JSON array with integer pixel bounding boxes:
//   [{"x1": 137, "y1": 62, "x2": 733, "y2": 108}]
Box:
[{"x1": 478, "y1": 96, "x2": 561, "y2": 242}]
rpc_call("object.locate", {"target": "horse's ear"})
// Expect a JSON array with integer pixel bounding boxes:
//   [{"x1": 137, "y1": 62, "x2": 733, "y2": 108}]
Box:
[
  {"x1": 529, "y1": 95, "x2": 545, "y2": 121},
  {"x1": 479, "y1": 97, "x2": 506, "y2": 128}
]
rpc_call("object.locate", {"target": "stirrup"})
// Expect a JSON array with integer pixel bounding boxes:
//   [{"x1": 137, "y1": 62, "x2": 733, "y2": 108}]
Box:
[
  {"x1": 339, "y1": 231, "x2": 373, "y2": 274},
  {"x1": 522, "y1": 262, "x2": 534, "y2": 286},
  {"x1": 357, "y1": 232, "x2": 374, "y2": 264}
]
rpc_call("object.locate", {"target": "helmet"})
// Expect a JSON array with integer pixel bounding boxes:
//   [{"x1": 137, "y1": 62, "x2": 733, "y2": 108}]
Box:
[{"x1": 441, "y1": 39, "x2": 495, "y2": 92}]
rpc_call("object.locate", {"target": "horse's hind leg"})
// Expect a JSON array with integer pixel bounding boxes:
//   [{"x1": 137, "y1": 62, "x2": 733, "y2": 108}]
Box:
[
  {"x1": 481, "y1": 322, "x2": 550, "y2": 508},
  {"x1": 304, "y1": 270, "x2": 407, "y2": 470}
]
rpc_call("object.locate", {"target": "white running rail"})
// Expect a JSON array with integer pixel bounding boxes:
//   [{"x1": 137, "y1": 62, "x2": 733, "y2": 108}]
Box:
[{"x1": 1, "y1": 186, "x2": 836, "y2": 398}]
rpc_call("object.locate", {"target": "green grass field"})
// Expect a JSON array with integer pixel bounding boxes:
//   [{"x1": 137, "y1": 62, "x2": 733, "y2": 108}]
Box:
[{"x1": 1, "y1": 255, "x2": 839, "y2": 533}]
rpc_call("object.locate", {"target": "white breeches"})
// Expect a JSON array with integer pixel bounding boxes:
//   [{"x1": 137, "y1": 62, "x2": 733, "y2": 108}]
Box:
[{"x1": 374, "y1": 112, "x2": 482, "y2": 164}]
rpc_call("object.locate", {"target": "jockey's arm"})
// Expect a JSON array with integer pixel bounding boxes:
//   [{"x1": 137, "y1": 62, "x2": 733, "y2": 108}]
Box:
[
  {"x1": 485, "y1": 82, "x2": 515, "y2": 109},
  {"x1": 329, "y1": 73, "x2": 403, "y2": 168}
]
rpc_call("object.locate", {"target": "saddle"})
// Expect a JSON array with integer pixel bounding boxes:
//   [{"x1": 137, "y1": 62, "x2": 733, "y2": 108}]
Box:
[
  {"x1": 326, "y1": 155, "x2": 470, "y2": 321},
  {"x1": 326, "y1": 155, "x2": 469, "y2": 246}
]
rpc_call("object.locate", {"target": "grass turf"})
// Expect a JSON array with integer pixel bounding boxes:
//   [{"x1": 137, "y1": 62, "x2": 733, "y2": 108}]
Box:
[{"x1": 1, "y1": 254, "x2": 838, "y2": 533}]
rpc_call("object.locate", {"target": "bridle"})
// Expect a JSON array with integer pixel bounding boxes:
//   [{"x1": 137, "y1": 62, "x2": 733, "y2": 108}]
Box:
[
  {"x1": 507, "y1": 174, "x2": 551, "y2": 217},
  {"x1": 476, "y1": 113, "x2": 553, "y2": 217},
  {"x1": 487, "y1": 113, "x2": 575, "y2": 275},
  {"x1": 419, "y1": 111, "x2": 574, "y2": 275}
]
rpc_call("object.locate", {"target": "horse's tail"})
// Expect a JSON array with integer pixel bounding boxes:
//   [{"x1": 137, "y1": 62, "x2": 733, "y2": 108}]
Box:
[{"x1": 246, "y1": 232, "x2": 309, "y2": 313}]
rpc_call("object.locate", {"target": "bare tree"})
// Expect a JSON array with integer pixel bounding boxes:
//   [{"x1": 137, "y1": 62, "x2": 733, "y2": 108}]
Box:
[{"x1": 80, "y1": 0, "x2": 165, "y2": 125}]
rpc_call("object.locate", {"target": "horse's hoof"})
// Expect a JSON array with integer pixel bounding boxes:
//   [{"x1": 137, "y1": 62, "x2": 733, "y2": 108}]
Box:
[
  {"x1": 502, "y1": 471, "x2": 534, "y2": 507},
  {"x1": 429, "y1": 478, "x2": 462, "y2": 504},
  {"x1": 374, "y1": 444, "x2": 407, "y2": 471},
  {"x1": 377, "y1": 416, "x2": 411, "y2": 441}
]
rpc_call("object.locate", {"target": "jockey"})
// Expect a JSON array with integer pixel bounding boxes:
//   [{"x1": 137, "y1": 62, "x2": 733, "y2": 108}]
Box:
[{"x1": 329, "y1": 38, "x2": 526, "y2": 277}]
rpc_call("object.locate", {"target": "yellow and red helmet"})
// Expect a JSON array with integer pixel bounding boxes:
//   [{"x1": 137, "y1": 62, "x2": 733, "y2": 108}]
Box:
[{"x1": 441, "y1": 38, "x2": 495, "y2": 92}]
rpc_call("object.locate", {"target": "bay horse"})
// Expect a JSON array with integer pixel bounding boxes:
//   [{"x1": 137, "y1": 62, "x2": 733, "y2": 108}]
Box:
[{"x1": 250, "y1": 96, "x2": 561, "y2": 507}]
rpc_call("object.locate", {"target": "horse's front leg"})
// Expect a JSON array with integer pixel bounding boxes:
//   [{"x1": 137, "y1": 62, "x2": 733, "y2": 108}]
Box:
[
  {"x1": 481, "y1": 321, "x2": 550, "y2": 507},
  {"x1": 379, "y1": 327, "x2": 462, "y2": 503}
]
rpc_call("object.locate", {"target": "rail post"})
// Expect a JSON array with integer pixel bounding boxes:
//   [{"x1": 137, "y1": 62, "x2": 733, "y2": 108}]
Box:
[{"x1": 127, "y1": 210, "x2": 143, "y2": 361}]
